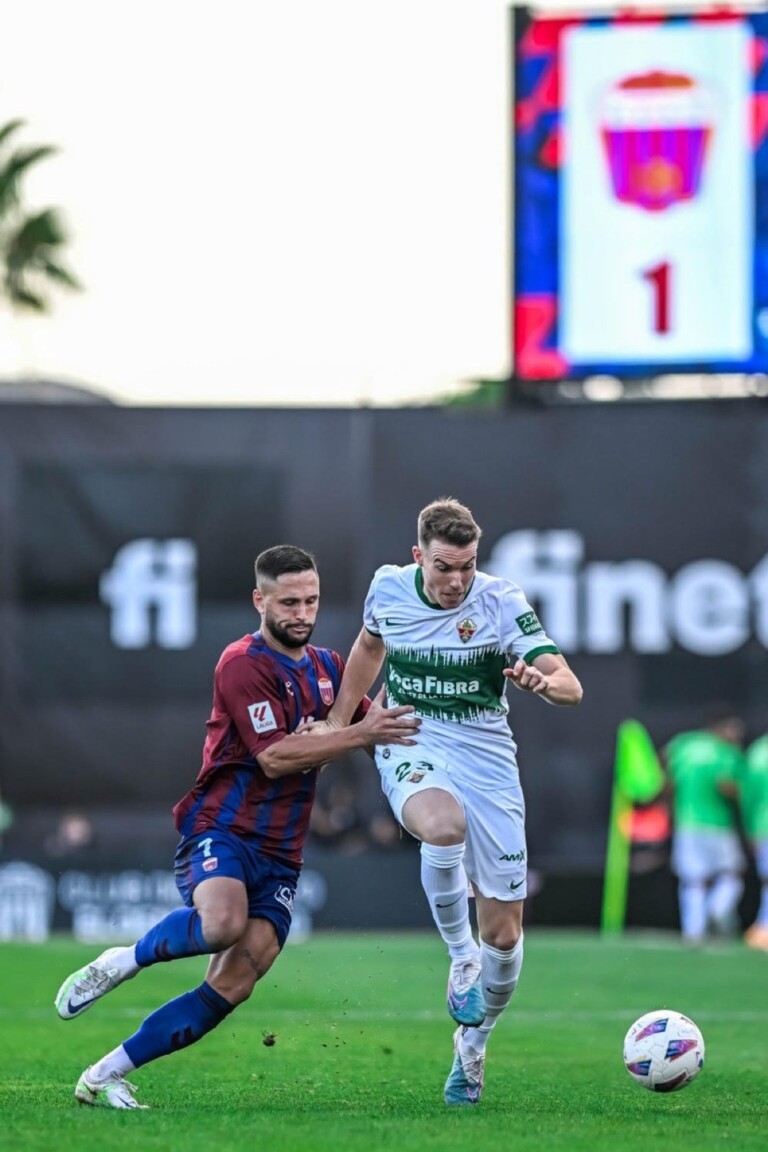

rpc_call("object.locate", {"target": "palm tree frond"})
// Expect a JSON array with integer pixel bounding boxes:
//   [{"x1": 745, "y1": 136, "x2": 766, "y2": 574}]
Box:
[
  {"x1": 3, "y1": 279, "x2": 46, "y2": 311},
  {"x1": 0, "y1": 120, "x2": 79, "y2": 313},
  {"x1": 0, "y1": 119, "x2": 26, "y2": 150},
  {"x1": 0, "y1": 147, "x2": 57, "y2": 217},
  {"x1": 39, "y1": 258, "x2": 81, "y2": 291},
  {"x1": 5, "y1": 208, "x2": 68, "y2": 266},
  {"x1": 0, "y1": 146, "x2": 58, "y2": 188}
]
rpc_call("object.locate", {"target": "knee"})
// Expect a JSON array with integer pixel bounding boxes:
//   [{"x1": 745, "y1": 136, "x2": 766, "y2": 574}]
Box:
[
  {"x1": 403, "y1": 790, "x2": 466, "y2": 846},
  {"x1": 199, "y1": 906, "x2": 248, "y2": 951},
  {"x1": 418, "y1": 812, "x2": 466, "y2": 846},
  {"x1": 481, "y1": 923, "x2": 523, "y2": 953}
]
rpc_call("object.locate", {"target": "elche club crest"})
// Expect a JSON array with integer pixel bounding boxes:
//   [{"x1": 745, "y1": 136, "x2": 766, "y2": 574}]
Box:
[{"x1": 457, "y1": 617, "x2": 477, "y2": 643}]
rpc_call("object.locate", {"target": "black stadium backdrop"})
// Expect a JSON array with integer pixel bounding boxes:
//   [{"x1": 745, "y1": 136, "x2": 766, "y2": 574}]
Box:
[{"x1": 1, "y1": 402, "x2": 766, "y2": 933}]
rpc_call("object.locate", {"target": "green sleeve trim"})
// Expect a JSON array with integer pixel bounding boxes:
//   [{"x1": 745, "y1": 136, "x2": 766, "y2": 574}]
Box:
[{"x1": 524, "y1": 644, "x2": 560, "y2": 664}]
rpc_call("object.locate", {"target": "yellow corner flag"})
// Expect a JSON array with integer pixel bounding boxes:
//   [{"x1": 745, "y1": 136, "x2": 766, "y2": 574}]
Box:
[{"x1": 601, "y1": 719, "x2": 664, "y2": 935}]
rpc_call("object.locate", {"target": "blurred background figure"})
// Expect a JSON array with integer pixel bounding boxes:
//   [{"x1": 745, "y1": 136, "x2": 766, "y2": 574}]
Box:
[
  {"x1": 309, "y1": 755, "x2": 402, "y2": 855},
  {"x1": 43, "y1": 811, "x2": 96, "y2": 858},
  {"x1": 0, "y1": 784, "x2": 13, "y2": 852},
  {"x1": 663, "y1": 709, "x2": 746, "y2": 946},
  {"x1": 741, "y1": 730, "x2": 768, "y2": 951}
]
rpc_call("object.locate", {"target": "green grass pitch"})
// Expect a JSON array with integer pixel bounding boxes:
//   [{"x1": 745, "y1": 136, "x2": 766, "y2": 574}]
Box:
[{"x1": 2, "y1": 930, "x2": 766, "y2": 1152}]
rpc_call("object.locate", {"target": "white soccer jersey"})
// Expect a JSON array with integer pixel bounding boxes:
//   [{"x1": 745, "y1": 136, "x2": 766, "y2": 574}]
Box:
[{"x1": 364, "y1": 563, "x2": 559, "y2": 764}]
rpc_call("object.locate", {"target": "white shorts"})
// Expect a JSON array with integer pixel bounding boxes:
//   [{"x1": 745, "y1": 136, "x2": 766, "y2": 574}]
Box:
[
  {"x1": 375, "y1": 747, "x2": 527, "y2": 901},
  {"x1": 671, "y1": 828, "x2": 745, "y2": 882}
]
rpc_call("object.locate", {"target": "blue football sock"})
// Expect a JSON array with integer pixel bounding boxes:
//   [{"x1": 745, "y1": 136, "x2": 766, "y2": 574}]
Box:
[
  {"x1": 123, "y1": 981, "x2": 235, "y2": 1068},
  {"x1": 134, "y1": 907, "x2": 209, "y2": 967}
]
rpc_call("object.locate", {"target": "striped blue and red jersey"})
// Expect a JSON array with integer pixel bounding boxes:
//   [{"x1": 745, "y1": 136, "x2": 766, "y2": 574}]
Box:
[{"x1": 173, "y1": 632, "x2": 364, "y2": 868}]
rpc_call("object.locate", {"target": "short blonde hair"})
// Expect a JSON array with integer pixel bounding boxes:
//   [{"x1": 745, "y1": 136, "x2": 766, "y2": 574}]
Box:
[{"x1": 417, "y1": 498, "x2": 481, "y2": 549}]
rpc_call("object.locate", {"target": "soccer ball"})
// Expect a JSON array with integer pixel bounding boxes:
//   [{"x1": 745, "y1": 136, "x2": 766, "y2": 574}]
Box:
[{"x1": 623, "y1": 1009, "x2": 705, "y2": 1092}]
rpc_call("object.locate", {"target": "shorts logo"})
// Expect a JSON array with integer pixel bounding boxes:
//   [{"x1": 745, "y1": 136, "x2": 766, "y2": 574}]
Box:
[
  {"x1": 499, "y1": 849, "x2": 526, "y2": 863},
  {"x1": 516, "y1": 611, "x2": 542, "y2": 637},
  {"x1": 457, "y1": 617, "x2": 477, "y2": 643},
  {"x1": 318, "y1": 676, "x2": 335, "y2": 706},
  {"x1": 248, "y1": 700, "x2": 278, "y2": 733},
  {"x1": 382, "y1": 748, "x2": 391, "y2": 759},
  {"x1": 202, "y1": 857, "x2": 219, "y2": 872},
  {"x1": 395, "y1": 760, "x2": 434, "y2": 783},
  {"x1": 274, "y1": 884, "x2": 295, "y2": 912}
]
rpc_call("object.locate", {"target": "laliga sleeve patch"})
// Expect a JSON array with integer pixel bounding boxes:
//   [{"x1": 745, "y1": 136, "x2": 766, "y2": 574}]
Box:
[
  {"x1": 248, "y1": 701, "x2": 278, "y2": 733},
  {"x1": 516, "y1": 611, "x2": 543, "y2": 637}
]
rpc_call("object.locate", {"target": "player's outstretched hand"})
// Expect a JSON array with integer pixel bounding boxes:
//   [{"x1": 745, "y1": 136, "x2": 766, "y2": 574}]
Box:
[
  {"x1": 361, "y1": 686, "x2": 420, "y2": 745},
  {"x1": 293, "y1": 717, "x2": 332, "y2": 770},
  {"x1": 504, "y1": 659, "x2": 550, "y2": 696}
]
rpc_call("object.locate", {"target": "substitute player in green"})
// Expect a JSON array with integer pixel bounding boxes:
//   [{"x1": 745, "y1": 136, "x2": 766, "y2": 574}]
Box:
[
  {"x1": 324, "y1": 498, "x2": 583, "y2": 1104},
  {"x1": 742, "y1": 731, "x2": 768, "y2": 951},
  {"x1": 663, "y1": 712, "x2": 746, "y2": 946}
]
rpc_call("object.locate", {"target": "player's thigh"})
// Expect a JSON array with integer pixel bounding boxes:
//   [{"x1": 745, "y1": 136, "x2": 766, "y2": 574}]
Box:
[
  {"x1": 192, "y1": 876, "x2": 250, "y2": 943},
  {"x1": 673, "y1": 829, "x2": 743, "y2": 881},
  {"x1": 462, "y1": 781, "x2": 528, "y2": 900},
  {"x1": 176, "y1": 828, "x2": 250, "y2": 941},
  {"x1": 205, "y1": 917, "x2": 281, "y2": 1004},
  {"x1": 712, "y1": 830, "x2": 745, "y2": 874},
  {"x1": 376, "y1": 749, "x2": 465, "y2": 842},
  {"x1": 672, "y1": 831, "x2": 707, "y2": 881}
]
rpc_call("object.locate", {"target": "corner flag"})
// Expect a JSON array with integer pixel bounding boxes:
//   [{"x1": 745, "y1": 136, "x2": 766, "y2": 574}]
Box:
[{"x1": 601, "y1": 719, "x2": 665, "y2": 935}]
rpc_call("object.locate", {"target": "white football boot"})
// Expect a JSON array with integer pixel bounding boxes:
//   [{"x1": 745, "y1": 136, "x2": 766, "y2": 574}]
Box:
[{"x1": 55, "y1": 947, "x2": 137, "y2": 1019}]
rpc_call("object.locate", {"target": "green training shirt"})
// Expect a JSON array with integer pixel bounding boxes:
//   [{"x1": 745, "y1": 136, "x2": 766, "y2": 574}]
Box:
[
  {"x1": 664, "y1": 730, "x2": 743, "y2": 831},
  {"x1": 742, "y1": 734, "x2": 768, "y2": 839}
]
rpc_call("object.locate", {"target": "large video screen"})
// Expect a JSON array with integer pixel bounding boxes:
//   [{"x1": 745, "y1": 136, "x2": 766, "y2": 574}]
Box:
[{"x1": 513, "y1": 8, "x2": 768, "y2": 379}]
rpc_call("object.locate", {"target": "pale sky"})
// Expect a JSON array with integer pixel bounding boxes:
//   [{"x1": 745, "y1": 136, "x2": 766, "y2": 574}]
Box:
[{"x1": 0, "y1": 0, "x2": 521, "y2": 406}]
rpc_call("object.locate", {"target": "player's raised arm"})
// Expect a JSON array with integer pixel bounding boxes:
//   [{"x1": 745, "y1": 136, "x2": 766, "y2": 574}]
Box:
[
  {"x1": 326, "y1": 626, "x2": 387, "y2": 728},
  {"x1": 258, "y1": 685, "x2": 418, "y2": 777},
  {"x1": 504, "y1": 651, "x2": 583, "y2": 706}
]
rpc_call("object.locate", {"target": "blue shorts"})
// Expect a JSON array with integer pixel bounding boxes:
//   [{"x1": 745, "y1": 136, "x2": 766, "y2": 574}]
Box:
[{"x1": 174, "y1": 829, "x2": 300, "y2": 949}]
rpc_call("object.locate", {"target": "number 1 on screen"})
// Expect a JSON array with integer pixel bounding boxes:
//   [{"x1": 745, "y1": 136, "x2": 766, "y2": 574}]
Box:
[{"x1": 641, "y1": 261, "x2": 671, "y2": 335}]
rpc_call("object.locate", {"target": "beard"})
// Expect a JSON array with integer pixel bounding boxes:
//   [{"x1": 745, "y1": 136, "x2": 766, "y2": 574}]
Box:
[{"x1": 265, "y1": 613, "x2": 315, "y2": 650}]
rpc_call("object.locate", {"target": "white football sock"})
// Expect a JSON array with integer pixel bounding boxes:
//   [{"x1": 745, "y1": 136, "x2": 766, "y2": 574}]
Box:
[
  {"x1": 706, "y1": 873, "x2": 743, "y2": 929},
  {"x1": 678, "y1": 881, "x2": 707, "y2": 939},
  {"x1": 462, "y1": 934, "x2": 524, "y2": 1054},
  {"x1": 90, "y1": 1044, "x2": 136, "y2": 1082},
  {"x1": 420, "y1": 841, "x2": 476, "y2": 960},
  {"x1": 113, "y1": 945, "x2": 140, "y2": 978}
]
